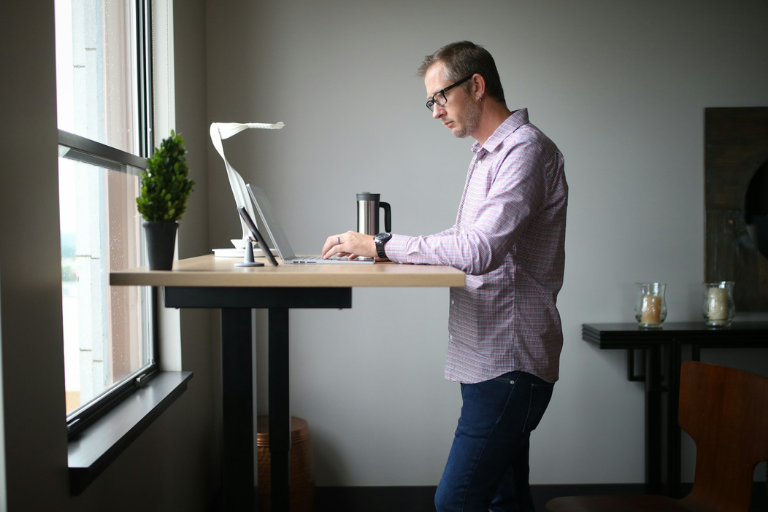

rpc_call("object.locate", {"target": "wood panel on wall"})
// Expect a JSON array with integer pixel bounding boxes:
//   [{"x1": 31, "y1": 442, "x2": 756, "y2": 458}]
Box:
[{"x1": 705, "y1": 107, "x2": 768, "y2": 311}]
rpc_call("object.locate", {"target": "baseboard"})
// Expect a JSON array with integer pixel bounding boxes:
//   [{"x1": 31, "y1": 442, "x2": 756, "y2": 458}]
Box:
[
  {"x1": 313, "y1": 482, "x2": 768, "y2": 512},
  {"x1": 315, "y1": 486, "x2": 436, "y2": 512}
]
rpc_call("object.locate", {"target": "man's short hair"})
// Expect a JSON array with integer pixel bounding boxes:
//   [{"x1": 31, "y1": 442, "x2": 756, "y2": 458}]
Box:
[{"x1": 418, "y1": 41, "x2": 506, "y2": 106}]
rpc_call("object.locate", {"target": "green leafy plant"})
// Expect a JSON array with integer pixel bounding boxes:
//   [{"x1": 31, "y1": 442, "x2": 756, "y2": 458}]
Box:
[{"x1": 136, "y1": 130, "x2": 195, "y2": 222}]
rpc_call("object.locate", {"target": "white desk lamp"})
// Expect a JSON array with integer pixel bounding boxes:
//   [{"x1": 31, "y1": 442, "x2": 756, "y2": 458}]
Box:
[{"x1": 209, "y1": 121, "x2": 285, "y2": 250}]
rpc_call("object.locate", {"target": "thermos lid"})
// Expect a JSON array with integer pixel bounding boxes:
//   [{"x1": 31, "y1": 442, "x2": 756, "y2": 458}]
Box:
[{"x1": 357, "y1": 192, "x2": 380, "y2": 201}]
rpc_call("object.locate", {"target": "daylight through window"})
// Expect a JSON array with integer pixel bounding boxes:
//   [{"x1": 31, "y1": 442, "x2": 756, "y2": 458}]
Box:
[{"x1": 55, "y1": 0, "x2": 155, "y2": 423}]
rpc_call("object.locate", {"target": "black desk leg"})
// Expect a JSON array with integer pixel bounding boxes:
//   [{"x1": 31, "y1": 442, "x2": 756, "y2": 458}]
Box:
[
  {"x1": 645, "y1": 345, "x2": 663, "y2": 494},
  {"x1": 667, "y1": 340, "x2": 682, "y2": 498},
  {"x1": 269, "y1": 308, "x2": 291, "y2": 512},
  {"x1": 691, "y1": 344, "x2": 701, "y2": 362},
  {"x1": 221, "y1": 308, "x2": 255, "y2": 511}
]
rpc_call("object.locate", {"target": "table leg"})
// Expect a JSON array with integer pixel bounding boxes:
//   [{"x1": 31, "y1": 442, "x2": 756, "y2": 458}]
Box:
[
  {"x1": 667, "y1": 340, "x2": 682, "y2": 497},
  {"x1": 691, "y1": 344, "x2": 701, "y2": 362},
  {"x1": 645, "y1": 344, "x2": 663, "y2": 494},
  {"x1": 627, "y1": 348, "x2": 647, "y2": 381},
  {"x1": 221, "y1": 308, "x2": 255, "y2": 511},
  {"x1": 269, "y1": 308, "x2": 291, "y2": 512}
]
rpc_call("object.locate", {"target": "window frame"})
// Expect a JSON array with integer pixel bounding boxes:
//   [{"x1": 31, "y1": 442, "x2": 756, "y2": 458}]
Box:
[
  {"x1": 59, "y1": 130, "x2": 160, "y2": 438},
  {"x1": 57, "y1": 0, "x2": 158, "y2": 439}
]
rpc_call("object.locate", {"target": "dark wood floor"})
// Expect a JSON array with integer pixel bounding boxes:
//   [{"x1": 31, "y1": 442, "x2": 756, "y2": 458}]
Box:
[
  {"x1": 312, "y1": 482, "x2": 768, "y2": 512},
  {"x1": 209, "y1": 481, "x2": 768, "y2": 511}
]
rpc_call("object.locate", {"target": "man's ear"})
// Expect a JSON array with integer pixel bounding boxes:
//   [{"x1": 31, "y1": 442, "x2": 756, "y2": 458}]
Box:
[{"x1": 471, "y1": 73, "x2": 486, "y2": 100}]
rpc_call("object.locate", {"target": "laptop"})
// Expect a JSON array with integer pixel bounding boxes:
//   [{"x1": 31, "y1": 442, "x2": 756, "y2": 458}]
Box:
[{"x1": 246, "y1": 184, "x2": 375, "y2": 265}]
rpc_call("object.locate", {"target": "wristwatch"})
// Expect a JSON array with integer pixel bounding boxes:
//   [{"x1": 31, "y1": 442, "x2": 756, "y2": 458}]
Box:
[{"x1": 374, "y1": 232, "x2": 392, "y2": 259}]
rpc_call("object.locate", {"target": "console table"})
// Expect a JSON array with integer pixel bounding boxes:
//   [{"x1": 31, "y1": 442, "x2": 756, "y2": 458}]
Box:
[
  {"x1": 111, "y1": 255, "x2": 465, "y2": 512},
  {"x1": 582, "y1": 322, "x2": 768, "y2": 497}
]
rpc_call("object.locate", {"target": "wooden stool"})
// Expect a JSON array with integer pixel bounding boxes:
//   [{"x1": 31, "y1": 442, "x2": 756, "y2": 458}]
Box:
[{"x1": 256, "y1": 416, "x2": 314, "y2": 512}]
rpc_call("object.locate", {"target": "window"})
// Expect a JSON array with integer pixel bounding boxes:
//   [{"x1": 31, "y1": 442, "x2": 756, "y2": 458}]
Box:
[{"x1": 55, "y1": 0, "x2": 156, "y2": 435}]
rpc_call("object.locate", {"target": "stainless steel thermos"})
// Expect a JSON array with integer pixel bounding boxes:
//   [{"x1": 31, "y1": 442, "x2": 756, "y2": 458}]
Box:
[{"x1": 357, "y1": 192, "x2": 391, "y2": 235}]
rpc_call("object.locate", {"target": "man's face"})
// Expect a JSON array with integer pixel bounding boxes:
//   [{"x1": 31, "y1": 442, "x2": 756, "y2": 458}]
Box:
[{"x1": 424, "y1": 62, "x2": 481, "y2": 139}]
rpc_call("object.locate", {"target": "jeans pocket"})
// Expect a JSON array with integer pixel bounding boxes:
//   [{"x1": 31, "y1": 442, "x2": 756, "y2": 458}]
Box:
[{"x1": 523, "y1": 382, "x2": 554, "y2": 432}]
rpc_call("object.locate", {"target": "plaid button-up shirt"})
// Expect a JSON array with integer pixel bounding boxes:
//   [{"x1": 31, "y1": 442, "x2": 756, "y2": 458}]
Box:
[{"x1": 385, "y1": 109, "x2": 568, "y2": 383}]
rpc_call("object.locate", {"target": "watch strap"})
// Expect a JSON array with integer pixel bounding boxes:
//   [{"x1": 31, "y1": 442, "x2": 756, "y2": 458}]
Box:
[{"x1": 374, "y1": 233, "x2": 392, "y2": 259}]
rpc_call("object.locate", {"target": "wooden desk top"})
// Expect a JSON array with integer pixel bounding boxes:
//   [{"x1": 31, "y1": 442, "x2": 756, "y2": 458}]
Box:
[{"x1": 110, "y1": 254, "x2": 466, "y2": 288}]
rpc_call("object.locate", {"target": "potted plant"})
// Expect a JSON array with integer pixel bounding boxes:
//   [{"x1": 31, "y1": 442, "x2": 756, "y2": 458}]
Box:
[{"x1": 136, "y1": 130, "x2": 195, "y2": 270}]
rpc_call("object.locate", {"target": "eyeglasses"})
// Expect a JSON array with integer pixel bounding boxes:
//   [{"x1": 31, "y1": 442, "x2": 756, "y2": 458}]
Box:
[{"x1": 426, "y1": 74, "x2": 474, "y2": 112}]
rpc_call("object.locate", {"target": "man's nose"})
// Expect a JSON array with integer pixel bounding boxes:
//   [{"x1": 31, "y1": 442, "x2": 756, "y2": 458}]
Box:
[{"x1": 432, "y1": 104, "x2": 445, "y2": 119}]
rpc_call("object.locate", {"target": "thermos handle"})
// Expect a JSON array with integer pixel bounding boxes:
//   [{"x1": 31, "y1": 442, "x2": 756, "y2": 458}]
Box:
[{"x1": 380, "y1": 202, "x2": 391, "y2": 232}]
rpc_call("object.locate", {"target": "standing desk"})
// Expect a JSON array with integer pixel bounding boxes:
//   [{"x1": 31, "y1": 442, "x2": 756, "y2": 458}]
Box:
[
  {"x1": 582, "y1": 322, "x2": 768, "y2": 497},
  {"x1": 111, "y1": 254, "x2": 465, "y2": 511}
]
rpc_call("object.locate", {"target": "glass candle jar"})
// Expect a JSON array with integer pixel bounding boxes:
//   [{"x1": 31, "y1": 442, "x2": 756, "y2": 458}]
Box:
[
  {"x1": 635, "y1": 282, "x2": 667, "y2": 329},
  {"x1": 702, "y1": 281, "x2": 735, "y2": 327}
]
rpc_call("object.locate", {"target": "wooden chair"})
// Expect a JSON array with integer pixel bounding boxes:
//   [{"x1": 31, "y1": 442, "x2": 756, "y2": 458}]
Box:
[{"x1": 546, "y1": 361, "x2": 768, "y2": 512}]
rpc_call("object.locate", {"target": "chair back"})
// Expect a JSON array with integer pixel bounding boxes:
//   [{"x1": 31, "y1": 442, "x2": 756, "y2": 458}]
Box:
[{"x1": 679, "y1": 361, "x2": 768, "y2": 512}]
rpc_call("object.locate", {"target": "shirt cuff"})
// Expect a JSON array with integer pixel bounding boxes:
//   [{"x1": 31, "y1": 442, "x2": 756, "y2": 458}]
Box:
[{"x1": 382, "y1": 233, "x2": 410, "y2": 263}]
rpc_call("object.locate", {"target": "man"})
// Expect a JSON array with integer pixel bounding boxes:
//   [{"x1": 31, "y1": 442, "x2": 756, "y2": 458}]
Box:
[{"x1": 322, "y1": 41, "x2": 567, "y2": 511}]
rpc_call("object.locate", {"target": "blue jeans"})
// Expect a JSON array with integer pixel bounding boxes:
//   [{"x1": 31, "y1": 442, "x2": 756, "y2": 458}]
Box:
[{"x1": 435, "y1": 371, "x2": 554, "y2": 512}]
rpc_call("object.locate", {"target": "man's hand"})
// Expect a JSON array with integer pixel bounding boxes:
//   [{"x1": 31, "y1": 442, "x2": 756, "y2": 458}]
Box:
[{"x1": 322, "y1": 231, "x2": 378, "y2": 260}]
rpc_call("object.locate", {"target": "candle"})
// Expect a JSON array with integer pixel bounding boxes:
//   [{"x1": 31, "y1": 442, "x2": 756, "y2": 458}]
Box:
[
  {"x1": 641, "y1": 295, "x2": 662, "y2": 325},
  {"x1": 708, "y1": 288, "x2": 728, "y2": 321}
]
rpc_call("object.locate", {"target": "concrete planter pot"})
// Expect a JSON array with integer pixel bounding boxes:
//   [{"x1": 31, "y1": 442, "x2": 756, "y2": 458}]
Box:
[{"x1": 143, "y1": 221, "x2": 178, "y2": 270}]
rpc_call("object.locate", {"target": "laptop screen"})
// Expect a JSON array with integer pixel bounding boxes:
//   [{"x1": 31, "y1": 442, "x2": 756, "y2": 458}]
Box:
[{"x1": 246, "y1": 184, "x2": 298, "y2": 261}]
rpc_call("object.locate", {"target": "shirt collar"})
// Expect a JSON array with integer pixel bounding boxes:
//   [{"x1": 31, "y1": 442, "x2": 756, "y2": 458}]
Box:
[{"x1": 471, "y1": 108, "x2": 530, "y2": 156}]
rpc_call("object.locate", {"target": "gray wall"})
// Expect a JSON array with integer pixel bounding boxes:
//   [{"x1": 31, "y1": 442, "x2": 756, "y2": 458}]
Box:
[
  {"x1": 1, "y1": 2, "x2": 73, "y2": 509},
  {"x1": 0, "y1": 1, "x2": 214, "y2": 510},
  {"x1": 205, "y1": 0, "x2": 768, "y2": 486}
]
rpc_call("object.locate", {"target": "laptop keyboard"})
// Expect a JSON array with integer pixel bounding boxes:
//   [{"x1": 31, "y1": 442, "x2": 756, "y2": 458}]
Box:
[{"x1": 291, "y1": 255, "x2": 363, "y2": 263}]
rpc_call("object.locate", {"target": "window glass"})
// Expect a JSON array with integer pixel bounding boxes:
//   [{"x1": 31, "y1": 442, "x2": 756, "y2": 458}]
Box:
[
  {"x1": 55, "y1": 0, "x2": 139, "y2": 155},
  {"x1": 55, "y1": 0, "x2": 154, "y2": 418},
  {"x1": 59, "y1": 155, "x2": 153, "y2": 414}
]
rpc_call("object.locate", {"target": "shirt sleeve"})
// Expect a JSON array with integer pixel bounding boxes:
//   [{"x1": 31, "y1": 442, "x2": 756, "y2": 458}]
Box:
[{"x1": 384, "y1": 140, "x2": 548, "y2": 275}]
